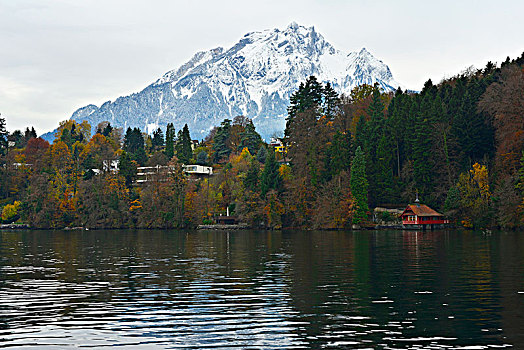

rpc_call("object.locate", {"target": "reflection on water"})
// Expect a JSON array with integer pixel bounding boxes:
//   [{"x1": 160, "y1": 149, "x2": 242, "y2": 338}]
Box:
[{"x1": 0, "y1": 230, "x2": 523, "y2": 349}]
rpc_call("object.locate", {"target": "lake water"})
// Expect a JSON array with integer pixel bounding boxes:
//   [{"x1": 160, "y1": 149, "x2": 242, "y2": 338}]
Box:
[{"x1": 0, "y1": 229, "x2": 523, "y2": 349}]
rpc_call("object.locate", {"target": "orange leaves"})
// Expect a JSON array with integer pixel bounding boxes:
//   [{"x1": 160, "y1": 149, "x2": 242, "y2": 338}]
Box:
[
  {"x1": 106, "y1": 174, "x2": 129, "y2": 201},
  {"x1": 80, "y1": 133, "x2": 117, "y2": 170},
  {"x1": 49, "y1": 141, "x2": 72, "y2": 170},
  {"x1": 263, "y1": 191, "x2": 284, "y2": 229},
  {"x1": 278, "y1": 164, "x2": 291, "y2": 182},
  {"x1": 129, "y1": 199, "x2": 142, "y2": 212}
]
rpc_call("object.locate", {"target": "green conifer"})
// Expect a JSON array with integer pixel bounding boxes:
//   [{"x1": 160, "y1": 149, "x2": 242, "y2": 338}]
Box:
[
  {"x1": 175, "y1": 124, "x2": 192, "y2": 164},
  {"x1": 256, "y1": 145, "x2": 268, "y2": 164},
  {"x1": 350, "y1": 146, "x2": 369, "y2": 224},
  {"x1": 260, "y1": 149, "x2": 282, "y2": 197},
  {"x1": 212, "y1": 119, "x2": 232, "y2": 163},
  {"x1": 0, "y1": 114, "x2": 8, "y2": 155},
  {"x1": 165, "y1": 123, "x2": 175, "y2": 160}
]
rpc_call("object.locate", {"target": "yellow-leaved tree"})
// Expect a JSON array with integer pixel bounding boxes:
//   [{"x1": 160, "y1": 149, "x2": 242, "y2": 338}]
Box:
[{"x1": 456, "y1": 163, "x2": 492, "y2": 228}]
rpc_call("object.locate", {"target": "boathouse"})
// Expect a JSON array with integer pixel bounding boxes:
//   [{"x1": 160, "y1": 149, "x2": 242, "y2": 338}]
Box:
[{"x1": 400, "y1": 198, "x2": 449, "y2": 230}]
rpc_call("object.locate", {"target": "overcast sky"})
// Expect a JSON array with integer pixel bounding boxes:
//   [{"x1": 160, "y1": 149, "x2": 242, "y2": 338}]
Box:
[{"x1": 1, "y1": 0, "x2": 522, "y2": 134}]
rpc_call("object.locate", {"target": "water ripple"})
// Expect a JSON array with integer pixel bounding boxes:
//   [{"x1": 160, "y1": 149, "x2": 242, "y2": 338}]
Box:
[{"x1": 0, "y1": 230, "x2": 521, "y2": 348}]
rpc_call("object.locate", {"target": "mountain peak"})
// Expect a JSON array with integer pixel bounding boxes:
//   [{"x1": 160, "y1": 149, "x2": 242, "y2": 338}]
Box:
[
  {"x1": 55, "y1": 23, "x2": 402, "y2": 143},
  {"x1": 284, "y1": 22, "x2": 317, "y2": 37},
  {"x1": 287, "y1": 21, "x2": 299, "y2": 30}
]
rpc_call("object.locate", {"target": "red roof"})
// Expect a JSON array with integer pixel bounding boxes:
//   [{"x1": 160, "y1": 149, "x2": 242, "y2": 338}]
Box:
[{"x1": 401, "y1": 204, "x2": 443, "y2": 217}]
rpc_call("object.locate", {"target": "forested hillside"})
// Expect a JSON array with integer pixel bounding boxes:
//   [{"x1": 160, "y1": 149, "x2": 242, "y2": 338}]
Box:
[{"x1": 1, "y1": 53, "x2": 523, "y2": 229}]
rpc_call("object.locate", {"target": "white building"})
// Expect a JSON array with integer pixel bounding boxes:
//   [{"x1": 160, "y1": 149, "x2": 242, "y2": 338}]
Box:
[{"x1": 183, "y1": 164, "x2": 213, "y2": 175}]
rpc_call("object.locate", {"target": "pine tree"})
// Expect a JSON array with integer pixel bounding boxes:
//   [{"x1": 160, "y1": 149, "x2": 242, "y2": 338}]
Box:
[
  {"x1": 412, "y1": 94, "x2": 434, "y2": 198},
  {"x1": 452, "y1": 79, "x2": 494, "y2": 166},
  {"x1": 368, "y1": 85, "x2": 385, "y2": 121},
  {"x1": 363, "y1": 85, "x2": 385, "y2": 206},
  {"x1": 256, "y1": 145, "x2": 268, "y2": 164},
  {"x1": 285, "y1": 76, "x2": 323, "y2": 138},
  {"x1": 135, "y1": 147, "x2": 147, "y2": 166},
  {"x1": 0, "y1": 114, "x2": 8, "y2": 155},
  {"x1": 239, "y1": 120, "x2": 262, "y2": 154},
  {"x1": 350, "y1": 146, "x2": 369, "y2": 224},
  {"x1": 175, "y1": 124, "x2": 192, "y2": 164},
  {"x1": 196, "y1": 151, "x2": 208, "y2": 165},
  {"x1": 260, "y1": 149, "x2": 282, "y2": 197},
  {"x1": 354, "y1": 115, "x2": 367, "y2": 152},
  {"x1": 60, "y1": 128, "x2": 73, "y2": 148},
  {"x1": 165, "y1": 123, "x2": 175, "y2": 160},
  {"x1": 119, "y1": 151, "x2": 137, "y2": 187},
  {"x1": 212, "y1": 119, "x2": 232, "y2": 163},
  {"x1": 24, "y1": 127, "x2": 37, "y2": 144},
  {"x1": 388, "y1": 90, "x2": 411, "y2": 177},
  {"x1": 124, "y1": 127, "x2": 146, "y2": 165},
  {"x1": 244, "y1": 160, "x2": 260, "y2": 192},
  {"x1": 325, "y1": 131, "x2": 351, "y2": 180},
  {"x1": 102, "y1": 123, "x2": 113, "y2": 137},
  {"x1": 375, "y1": 134, "x2": 395, "y2": 204},
  {"x1": 323, "y1": 82, "x2": 340, "y2": 119},
  {"x1": 152, "y1": 127, "x2": 165, "y2": 150}
]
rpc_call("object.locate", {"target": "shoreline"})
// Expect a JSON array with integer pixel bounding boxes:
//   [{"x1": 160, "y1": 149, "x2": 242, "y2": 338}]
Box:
[{"x1": 0, "y1": 224, "x2": 471, "y2": 231}]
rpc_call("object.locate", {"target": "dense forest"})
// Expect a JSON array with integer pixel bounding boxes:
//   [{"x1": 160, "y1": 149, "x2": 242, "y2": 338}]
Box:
[{"x1": 1, "y1": 53, "x2": 523, "y2": 230}]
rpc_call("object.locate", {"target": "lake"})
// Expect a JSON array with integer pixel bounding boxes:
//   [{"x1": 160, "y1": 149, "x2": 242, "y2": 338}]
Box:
[{"x1": 0, "y1": 229, "x2": 523, "y2": 349}]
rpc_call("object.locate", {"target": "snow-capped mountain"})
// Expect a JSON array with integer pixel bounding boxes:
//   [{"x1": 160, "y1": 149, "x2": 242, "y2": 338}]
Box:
[{"x1": 45, "y1": 22, "x2": 402, "y2": 141}]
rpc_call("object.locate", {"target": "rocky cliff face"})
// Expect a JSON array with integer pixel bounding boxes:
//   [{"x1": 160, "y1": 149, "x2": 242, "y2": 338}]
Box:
[{"x1": 44, "y1": 22, "x2": 402, "y2": 141}]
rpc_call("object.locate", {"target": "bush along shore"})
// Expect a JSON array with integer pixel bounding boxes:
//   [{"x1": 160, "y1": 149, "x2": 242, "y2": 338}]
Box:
[{"x1": 1, "y1": 53, "x2": 523, "y2": 230}]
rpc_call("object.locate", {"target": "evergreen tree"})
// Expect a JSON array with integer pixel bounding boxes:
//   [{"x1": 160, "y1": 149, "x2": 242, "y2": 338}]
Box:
[
  {"x1": 9, "y1": 130, "x2": 24, "y2": 149},
  {"x1": 119, "y1": 151, "x2": 137, "y2": 187},
  {"x1": 244, "y1": 160, "x2": 260, "y2": 192},
  {"x1": 368, "y1": 85, "x2": 385, "y2": 121},
  {"x1": 354, "y1": 115, "x2": 367, "y2": 152},
  {"x1": 323, "y1": 82, "x2": 340, "y2": 119},
  {"x1": 102, "y1": 123, "x2": 113, "y2": 137},
  {"x1": 196, "y1": 151, "x2": 208, "y2": 165},
  {"x1": 123, "y1": 127, "x2": 146, "y2": 165},
  {"x1": 452, "y1": 79, "x2": 494, "y2": 166},
  {"x1": 124, "y1": 128, "x2": 137, "y2": 153},
  {"x1": 325, "y1": 131, "x2": 351, "y2": 180},
  {"x1": 443, "y1": 186, "x2": 461, "y2": 214},
  {"x1": 412, "y1": 94, "x2": 434, "y2": 198},
  {"x1": 135, "y1": 146, "x2": 147, "y2": 166},
  {"x1": 350, "y1": 146, "x2": 369, "y2": 224},
  {"x1": 285, "y1": 76, "x2": 323, "y2": 138},
  {"x1": 69, "y1": 123, "x2": 84, "y2": 144},
  {"x1": 260, "y1": 149, "x2": 282, "y2": 197},
  {"x1": 388, "y1": 90, "x2": 411, "y2": 177},
  {"x1": 165, "y1": 123, "x2": 175, "y2": 160},
  {"x1": 60, "y1": 128, "x2": 73, "y2": 148},
  {"x1": 375, "y1": 134, "x2": 395, "y2": 204},
  {"x1": 0, "y1": 115, "x2": 8, "y2": 155},
  {"x1": 363, "y1": 85, "x2": 386, "y2": 206},
  {"x1": 212, "y1": 119, "x2": 232, "y2": 163},
  {"x1": 175, "y1": 124, "x2": 192, "y2": 164},
  {"x1": 256, "y1": 145, "x2": 268, "y2": 164},
  {"x1": 24, "y1": 127, "x2": 37, "y2": 144},
  {"x1": 239, "y1": 120, "x2": 262, "y2": 154},
  {"x1": 421, "y1": 79, "x2": 434, "y2": 95},
  {"x1": 152, "y1": 127, "x2": 165, "y2": 150}
]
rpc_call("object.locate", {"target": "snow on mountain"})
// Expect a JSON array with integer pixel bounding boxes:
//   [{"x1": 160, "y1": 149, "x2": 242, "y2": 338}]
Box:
[{"x1": 43, "y1": 22, "x2": 402, "y2": 142}]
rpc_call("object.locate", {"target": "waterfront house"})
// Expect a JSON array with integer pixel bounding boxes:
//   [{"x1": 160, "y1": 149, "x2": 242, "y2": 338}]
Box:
[{"x1": 400, "y1": 199, "x2": 449, "y2": 229}]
